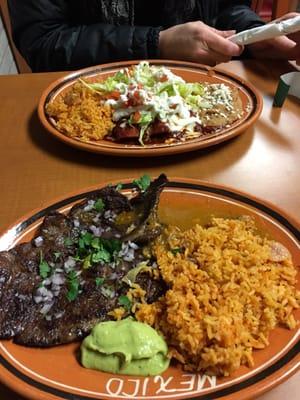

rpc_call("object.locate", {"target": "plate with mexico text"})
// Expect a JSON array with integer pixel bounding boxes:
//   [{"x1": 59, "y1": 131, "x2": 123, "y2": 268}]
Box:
[{"x1": 0, "y1": 177, "x2": 299, "y2": 400}]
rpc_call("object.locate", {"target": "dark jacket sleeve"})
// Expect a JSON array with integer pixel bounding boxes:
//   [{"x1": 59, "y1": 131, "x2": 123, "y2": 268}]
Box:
[
  {"x1": 215, "y1": 0, "x2": 265, "y2": 32},
  {"x1": 7, "y1": 0, "x2": 161, "y2": 72}
]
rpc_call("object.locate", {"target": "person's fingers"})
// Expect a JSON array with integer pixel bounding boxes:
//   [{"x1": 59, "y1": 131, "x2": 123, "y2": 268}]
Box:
[
  {"x1": 287, "y1": 30, "x2": 300, "y2": 43},
  {"x1": 274, "y1": 13, "x2": 300, "y2": 57},
  {"x1": 271, "y1": 36, "x2": 299, "y2": 58},
  {"x1": 212, "y1": 29, "x2": 236, "y2": 38},
  {"x1": 272, "y1": 12, "x2": 299, "y2": 23},
  {"x1": 196, "y1": 48, "x2": 232, "y2": 65},
  {"x1": 247, "y1": 36, "x2": 299, "y2": 60},
  {"x1": 203, "y1": 28, "x2": 243, "y2": 56},
  {"x1": 208, "y1": 27, "x2": 245, "y2": 55}
]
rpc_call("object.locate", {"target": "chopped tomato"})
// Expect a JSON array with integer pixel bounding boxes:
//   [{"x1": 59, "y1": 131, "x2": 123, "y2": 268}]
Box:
[
  {"x1": 159, "y1": 74, "x2": 168, "y2": 82},
  {"x1": 109, "y1": 90, "x2": 121, "y2": 100},
  {"x1": 131, "y1": 111, "x2": 141, "y2": 123},
  {"x1": 126, "y1": 90, "x2": 143, "y2": 107},
  {"x1": 133, "y1": 90, "x2": 140, "y2": 99}
]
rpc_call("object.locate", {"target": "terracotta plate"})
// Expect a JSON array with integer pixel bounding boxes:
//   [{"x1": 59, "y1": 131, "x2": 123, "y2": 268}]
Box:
[
  {"x1": 38, "y1": 60, "x2": 263, "y2": 157},
  {"x1": 0, "y1": 178, "x2": 299, "y2": 400}
]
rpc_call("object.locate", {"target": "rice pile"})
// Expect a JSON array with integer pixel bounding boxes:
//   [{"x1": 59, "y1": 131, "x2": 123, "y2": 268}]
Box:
[
  {"x1": 136, "y1": 216, "x2": 300, "y2": 376},
  {"x1": 46, "y1": 82, "x2": 114, "y2": 142}
]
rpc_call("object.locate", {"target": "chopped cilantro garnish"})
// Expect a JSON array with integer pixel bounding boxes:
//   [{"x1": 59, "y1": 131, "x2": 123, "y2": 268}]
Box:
[
  {"x1": 115, "y1": 183, "x2": 123, "y2": 191},
  {"x1": 95, "y1": 277, "x2": 105, "y2": 287},
  {"x1": 39, "y1": 251, "x2": 50, "y2": 279},
  {"x1": 133, "y1": 174, "x2": 151, "y2": 192},
  {"x1": 71, "y1": 233, "x2": 122, "y2": 270},
  {"x1": 64, "y1": 237, "x2": 74, "y2": 247},
  {"x1": 118, "y1": 295, "x2": 132, "y2": 312},
  {"x1": 83, "y1": 254, "x2": 92, "y2": 269},
  {"x1": 90, "y1": 237, "x2": 121, "y2": 263},
  {"x1": 102, "y1": 238, "x2": 122, "y2": 254},
  {"x1": 81, "y1": 232, "x2": 94, "y2": 247},
  {"x1": 66, "y1": 270, "x2": 80, "y2": 302},
  {"x1": 73, "y1": 252, "x2": 82, "y2": 262},
  {"x1": 91, "y1": 237, "x2": 100, "y2": 249},
  {"x1": 92, "y1": 248, "x2": 111, "y2": 263},
  {"x1": 171, "y1": 247, "x2": 183, "y2": 255},
  {"x1": 78, "y1": 238, "x2": 85, "y2": 249},
  {"x1": 54, "y1": 251, "x2": 61, "y2": 261},
  {"x1": 94, "y1": 198, "x2": 105, "y2": 212}
]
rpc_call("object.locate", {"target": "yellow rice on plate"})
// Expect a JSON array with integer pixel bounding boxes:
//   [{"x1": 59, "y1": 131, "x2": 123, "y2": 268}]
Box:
[
  {"x1": 135, "y1": 216, "x2": 300, "y2": 376},
  {"x1": 46, "y1": 82, "x2": 114, "y2": 142}
]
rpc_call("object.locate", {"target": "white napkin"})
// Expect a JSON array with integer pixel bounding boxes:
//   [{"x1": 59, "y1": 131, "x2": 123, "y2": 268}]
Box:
[{"x1": 229, "y1": 15, "x2": 300, "y2": 45}]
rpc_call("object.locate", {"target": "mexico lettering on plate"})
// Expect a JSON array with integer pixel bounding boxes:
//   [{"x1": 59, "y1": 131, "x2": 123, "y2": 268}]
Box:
[{"x1": 105, "y1": 374, "x2": 217, "y2": 397}]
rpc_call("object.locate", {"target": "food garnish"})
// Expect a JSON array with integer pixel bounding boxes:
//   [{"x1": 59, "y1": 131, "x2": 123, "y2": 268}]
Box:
[
  {"x1": 66, "y1": 270, "x2": 80, "y2": 302},
  {"x1": 118, "y1": 295, "x2": 132, "y2": 311},
  {"x1": 133, "y1": 174, "x2": 151, "y2": 192},
  {"x1": 95, "y1": 277, "x2": 105, "y2": 287},
  {"x1": 39, "y1": 251, "x2": 51, "y2": 279}
]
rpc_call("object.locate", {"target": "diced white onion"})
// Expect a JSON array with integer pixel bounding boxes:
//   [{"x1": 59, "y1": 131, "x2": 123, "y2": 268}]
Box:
[
  {"x1": 33, "y1": 295, "x2": 43, "y2": 304},
  {"x1": 73, "y1": 219, "x2": 80, "y2": 227},
  {"x1": 89, "y1": 225, "x2": 103, "y2": 237},
  {"x1": 40, "y1": 302, "x2": 53, "y2": 315},
  {"x1": 83, "y1": 200, "x2": 95, "y2": 211},
  {"x1": 54, "y1": 311, "x2": 64, "y2": 319},
  {"x1": 51, "y1": 273, "x2": 65, "y2": 286},
  {"x1": 64, "y1": 256, "x2": 76, "y2": 272},
  {"x1": 129, "y1": 242, "x2": 139, "y2": 250},
  {"x1": 34, "y1": 236, "x2": 44, "y2": 247}
]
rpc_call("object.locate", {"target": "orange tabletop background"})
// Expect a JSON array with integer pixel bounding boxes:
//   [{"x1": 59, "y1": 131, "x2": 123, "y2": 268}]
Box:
[{"x1": 0, "y1": 60, "x2": 299, "y2": 399}]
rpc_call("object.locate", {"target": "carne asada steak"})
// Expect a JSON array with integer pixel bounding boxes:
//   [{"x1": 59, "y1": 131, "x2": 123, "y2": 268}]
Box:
[{"x1": 0, "y1": 175, "x2": 168, "y2": 347}]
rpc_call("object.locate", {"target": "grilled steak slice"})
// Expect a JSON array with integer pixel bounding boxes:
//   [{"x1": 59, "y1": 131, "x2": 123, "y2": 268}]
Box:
[
  {"x1": 0, "y1": 244, "x2": 40, "y2": 339},
  {"x1": 0, "y1": 175, "x2": 168, "y2": 347}
]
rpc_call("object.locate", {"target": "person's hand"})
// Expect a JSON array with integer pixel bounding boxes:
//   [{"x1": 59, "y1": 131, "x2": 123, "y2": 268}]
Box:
[
  {"x1": 247, "y1": 13, "x2": 300, "y2": 63},
  {"x1": 159, "y1": 21, "x2": 243, "y2": 66}
]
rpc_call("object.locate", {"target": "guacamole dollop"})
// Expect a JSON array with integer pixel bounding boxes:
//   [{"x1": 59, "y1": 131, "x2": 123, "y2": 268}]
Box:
[{"x1": 81, "y1": 318, "x2": 170, "y2": 376}]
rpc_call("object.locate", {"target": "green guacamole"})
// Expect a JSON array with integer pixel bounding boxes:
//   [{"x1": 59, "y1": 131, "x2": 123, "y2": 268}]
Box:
[{"x1": 81, "y1": 318, "x2": 170, "y2": 376}]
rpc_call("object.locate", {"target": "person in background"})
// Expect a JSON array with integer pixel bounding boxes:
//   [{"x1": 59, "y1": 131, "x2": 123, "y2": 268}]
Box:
[{"x1": 7, "y1": 0, "x2": 300, "y2": 72}]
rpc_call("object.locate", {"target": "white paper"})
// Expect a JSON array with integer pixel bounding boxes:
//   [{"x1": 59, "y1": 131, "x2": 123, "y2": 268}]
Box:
[
  {"x1": 229, "y1": 15, "x2": 300, "y2": 45},
  {"x1": 281, "y1": 71, "x2": 300, "y2": 98}
]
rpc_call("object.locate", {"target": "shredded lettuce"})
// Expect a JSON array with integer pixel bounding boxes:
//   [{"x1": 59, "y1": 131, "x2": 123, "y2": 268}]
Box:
[
  {"x1": 85, "y1": 70, "x2": 129, "y2": 93},
  {"x1": 139, "y1": 112, "x2": 153, "y2": 125},
  {"x1": 133, "y1": 61, "x2": 156, "y2": 88},
  {"x1": 87, "y1": 77, "x2": 117, "y2": 93}
]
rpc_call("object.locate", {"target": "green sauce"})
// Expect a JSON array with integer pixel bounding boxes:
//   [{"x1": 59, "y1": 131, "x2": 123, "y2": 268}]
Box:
[{"x1": 81, "y1": 318, "x2": 170, "y2": 376}]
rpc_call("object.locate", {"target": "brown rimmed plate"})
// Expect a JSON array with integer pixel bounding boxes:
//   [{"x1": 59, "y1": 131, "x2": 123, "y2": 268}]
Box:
[
  {"x1": 0, "y1": 178, "x2": 299, "y2": 400},
  {"x1": 38, "y1": 60, "x2": 263, "y2": 157}
]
